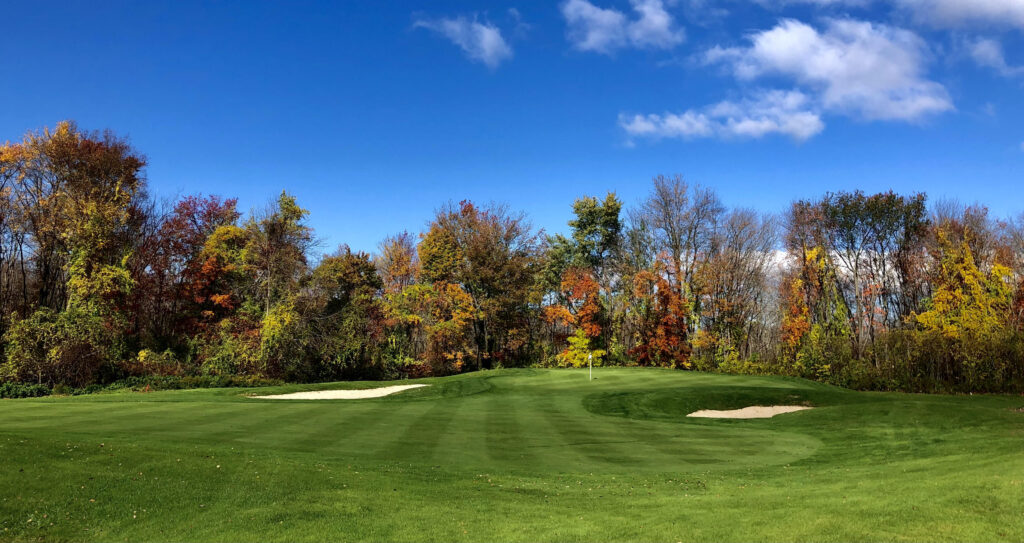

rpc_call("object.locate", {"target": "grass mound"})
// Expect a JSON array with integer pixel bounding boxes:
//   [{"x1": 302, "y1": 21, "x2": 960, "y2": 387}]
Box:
[{"x1": 583, "y1": 384, "x2": 833, "y2": 422}]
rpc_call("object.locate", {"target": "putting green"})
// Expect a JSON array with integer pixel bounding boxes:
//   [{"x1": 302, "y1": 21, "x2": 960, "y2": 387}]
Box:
[{"x1": 1, "y1": 368, "x2": 1022, "y2": 542}]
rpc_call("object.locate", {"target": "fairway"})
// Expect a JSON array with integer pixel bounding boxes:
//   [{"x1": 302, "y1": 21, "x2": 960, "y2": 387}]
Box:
[{"x1": 1, "y1": 368, "x2": 1022, "y2": 542}]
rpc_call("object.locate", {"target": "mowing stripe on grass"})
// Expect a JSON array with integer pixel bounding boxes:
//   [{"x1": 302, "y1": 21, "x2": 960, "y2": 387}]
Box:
[
  {"x1": 531, "y1": 393, "x2": 648, "y2": 469},
  {"x1": 378, "y1": 395, "x2": 462, "y2": 464},
  {"x1": 3, "y1": 368, "x2": 1024, "y2": 542},
  {"x1": 484, "y1": 389, "x2": 537, "y2": 467}
]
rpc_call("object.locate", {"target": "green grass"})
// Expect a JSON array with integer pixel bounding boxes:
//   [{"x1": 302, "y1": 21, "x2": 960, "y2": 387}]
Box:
[{"x1": 1, "y1": 368, "x2": 1022, "y2": 542}]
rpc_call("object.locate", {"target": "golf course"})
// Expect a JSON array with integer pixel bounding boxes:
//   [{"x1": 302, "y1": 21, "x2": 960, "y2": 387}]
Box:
[{"x1": 1, "y1": 368, "x2": 1022, "y2": 542}]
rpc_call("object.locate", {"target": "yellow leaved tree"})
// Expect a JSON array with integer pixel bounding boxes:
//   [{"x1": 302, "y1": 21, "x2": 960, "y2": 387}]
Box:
[{"x1": 914, "y1": 229, "x2": 1013, "y2": 386}]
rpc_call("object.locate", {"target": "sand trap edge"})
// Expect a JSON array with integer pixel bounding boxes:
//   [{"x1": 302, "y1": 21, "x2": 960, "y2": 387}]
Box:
[
  {"x1": 687, "y1": 405, "x2": 813, "y2": 419},
  {"x1": 253, "y1": 384, "x2": 429, "y2": 400}
]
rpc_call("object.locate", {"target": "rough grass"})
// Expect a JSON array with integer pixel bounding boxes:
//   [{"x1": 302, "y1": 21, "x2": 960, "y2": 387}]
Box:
[{"x1": 1, "y1": 368, "x2": 1022, "y2": 542}]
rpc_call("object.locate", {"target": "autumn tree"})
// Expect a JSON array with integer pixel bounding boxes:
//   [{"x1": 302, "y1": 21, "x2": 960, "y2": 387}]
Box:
[
  {"x1": 418, "y1": 224, "x2": 462, "y2": 285},
  {"x1": 0, "y1": 163, "x2": 29, "y2": 341},
  {"x1": 294, "y1": 246, "x2": 385, "y2": 379},
  {"x1": 419, "y1": 201, "x2": 541, "y2": 369},
  {"x1": 630, "y1": 260, "x2": 691, "y2": 369},
  {"x1": 636, "y1": 175, "x2": 723, "y2": 300},
  {"x1": 817, "y1": 191, "x2": 872, "y2": 355},
  {"x1": 0, "y1": 122, "x2": 146, "y2": 385},
  {"x1": 916, "y1": 230, "x2": 1012, "y2": 339},
  {"x1": 130, "y1": 195, "x2": 240, "y2": 348},
  {"x1": 543, "y1": 267, "x2": 605, "y2": 367},
  {"x1": 385, "y1": 282, "x2": 474, "y2": 375},
  {"x1": 543, "y1": 192, "x2": 623, "y2": 295},
  {"x1": 695, "y1": 209, "x2": 777, "y2": 359},
  {"x1": 931, "y1": 200, "x2": 995, "y2": 268},
  {"x1": 189, "y1": 192, "x2": 315, "y2": 378},
  {"x1": 0, "y1": 121, "x2": 146, "y2": 314},
  {"x1": 244, "y1": 191, "x2": 314, "y2": 316},
  {"x1": 542, "y1": 193, "x2": 622, "y2": 357},
  {"x1": 195, "y1": 223, "x2": 250, "y2": 324},
  {"x1": 862, "y1": 191, "x2": 929, "y2": 326},
  {"x1": 375, "y1": 231, "x2": 418, "y2": 294},
  {"x1": 782, "y1": 200, "x2": 855, "y2": 380},
  {"x1": 619, "y1": 208, "x2": 656, "y2": 281},
  {"x1": 913, "y1": 228, "x2": 1014, "y2": 387},
  {"x1": 788, "y1": 191, "x2": 930, "y2": 359},
  {"x1": 779, "y1": 271, "x2": 811, "y2": 362},
  {"x1": 1000, "y1": 213, "x2": 1024, "y2": 331}
]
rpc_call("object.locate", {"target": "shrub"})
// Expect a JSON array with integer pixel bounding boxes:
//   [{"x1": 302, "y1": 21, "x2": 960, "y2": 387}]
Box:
[
  {"x1": 717, "y1": 351, "x2": 770, "y2": 376},
  {"x1": 398, "y1": 360, "x2": 432, "y2": 379},
  {"x1": 557, "y1": 329, "x2": 606, "y2": 368},
  {"x1": 105, "y1": 374, "x2": 283, "y2": 392},
  {"x1": 792, "y1": 324, "x2": 854, "y2": 385},
  {"x1": 868, "y1": 328, "x2": 1024, "y2": 393},
  {"x1": 0, "y1": 382, "x2": 51, "y2": 398},
  {"x1": 1, "y1": 308, "x2": 112, "y2": 387},
  {"x1": 122, "y1": 349, "x2": 184, "y2": 377},
  {"x1": 196, "y1": 316, "x2": 262, "y2": 376}
]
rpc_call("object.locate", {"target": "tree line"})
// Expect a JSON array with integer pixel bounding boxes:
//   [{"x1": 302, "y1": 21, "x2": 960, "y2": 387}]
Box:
[{"x1": 1, "y1": 122, "x2": 1022, "y2": 393}]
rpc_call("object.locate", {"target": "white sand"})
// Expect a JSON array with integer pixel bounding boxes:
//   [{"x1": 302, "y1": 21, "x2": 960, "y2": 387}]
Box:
[
  {"x1": 687, "y1": 405, "x2": 812, "y2": 419},
  {"x1": 253, "y1": 384, "x2": 429, "y2": 400}
]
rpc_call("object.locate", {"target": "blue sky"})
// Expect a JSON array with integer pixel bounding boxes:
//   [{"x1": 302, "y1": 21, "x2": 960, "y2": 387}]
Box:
[{"x1": 1, "y1": 1, "x2": 1022, "y2": 253}]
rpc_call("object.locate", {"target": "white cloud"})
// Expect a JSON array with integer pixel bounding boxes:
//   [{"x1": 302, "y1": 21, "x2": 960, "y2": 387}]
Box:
[
  {"x1": 562, "y1": 0, "x2": 626, "y2": 52},
  {"x1": 704, "y1": 18, "x2": 952, "y2": 121},
  {"x1": 759, "y1": 0, "x2": 1024, "y2": 30},
  {"x1": 414, "y1": 16, "x2": 513, "y2": 69},
  {"x1": 562, "y1": 0, "x2": 684, "y2": 54},
  {"x1": 620, "y1": 110, "x2": 713, "y2": 138},
  {"x1": 623, "y1": 17, "x2": 952, "y2": 145},
  {"x1": 620, "y1": 90, "x2": 825, "y2": 142},
  {"x1": 897, "y1": 0, "x2": 1024, "y2": 30},
  {"x1": 628, "y1": 0, "x2": 685, "y2": 48},
  {"x1": 968, "y1": 37, "x2": 1024, "y2": 76},
  {"x1": 754, "y1": 0, "x2": 871, "y2": 6}
]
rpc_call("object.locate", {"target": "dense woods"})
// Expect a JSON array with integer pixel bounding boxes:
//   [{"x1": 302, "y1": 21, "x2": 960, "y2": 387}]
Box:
[{"x1": 2, "y1": 122, "x2": 1022, "y2": 394}]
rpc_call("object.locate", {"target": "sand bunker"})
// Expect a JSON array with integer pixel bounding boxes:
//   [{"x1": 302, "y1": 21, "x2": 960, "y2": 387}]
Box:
[
  {"x1": 687, "y1": 405, "x2": 812, "y2": 419},
  {"x1": 253, "y1": 384, "x2": 429, "y2": 400}
]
